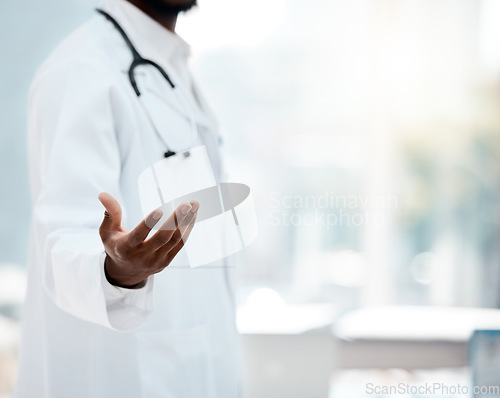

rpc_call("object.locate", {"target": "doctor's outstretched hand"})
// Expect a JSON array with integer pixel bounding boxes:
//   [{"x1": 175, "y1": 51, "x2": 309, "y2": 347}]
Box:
[{"x1": 98, "y1": 192, "x2": 199, "y2": 289}]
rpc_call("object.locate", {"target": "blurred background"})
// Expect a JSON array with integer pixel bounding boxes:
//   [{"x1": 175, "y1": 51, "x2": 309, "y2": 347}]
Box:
[{"x1": 2, "y1": 0, "x2": 500, "y2": 396}]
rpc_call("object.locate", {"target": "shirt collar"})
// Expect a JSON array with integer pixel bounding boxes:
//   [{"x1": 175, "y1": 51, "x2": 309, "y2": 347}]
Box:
[{"x1": 99, "y1": 0, "x2": 191, "y2": 67}]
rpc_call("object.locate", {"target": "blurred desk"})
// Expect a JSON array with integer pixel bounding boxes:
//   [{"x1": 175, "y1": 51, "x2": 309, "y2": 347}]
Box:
[
  {"x1": 332, "y1": 306, "x2": 500, "y2": 369},
  {"x1": 238, "y1": 304, "x2": 337, "y2": 398}
]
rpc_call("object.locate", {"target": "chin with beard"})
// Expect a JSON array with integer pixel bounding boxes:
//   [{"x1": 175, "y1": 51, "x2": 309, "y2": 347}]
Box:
[{"x1": 147, "y1": 0, "x2": 197, "y2": 16}]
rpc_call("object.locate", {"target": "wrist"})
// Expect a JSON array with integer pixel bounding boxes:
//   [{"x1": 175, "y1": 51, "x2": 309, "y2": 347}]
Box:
[{"x1": 104, "y1": 255, "x2": 148, "y2": 289}]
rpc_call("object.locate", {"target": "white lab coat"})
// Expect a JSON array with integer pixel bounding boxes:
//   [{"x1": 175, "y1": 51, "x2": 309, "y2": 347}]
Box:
[{"x1": 14, "y1": 1, "x2": 241, "y2": 397}]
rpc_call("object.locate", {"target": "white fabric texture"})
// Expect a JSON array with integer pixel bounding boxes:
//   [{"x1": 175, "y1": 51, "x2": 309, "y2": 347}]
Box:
[{"x1": 14, "y1": 0, "x2": 241, "y2": 396}]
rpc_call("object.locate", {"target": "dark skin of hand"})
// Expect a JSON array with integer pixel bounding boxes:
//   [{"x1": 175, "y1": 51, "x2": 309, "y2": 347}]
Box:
[{"x1": 99, "y1": 193, "x2": 199, "y2": 289}]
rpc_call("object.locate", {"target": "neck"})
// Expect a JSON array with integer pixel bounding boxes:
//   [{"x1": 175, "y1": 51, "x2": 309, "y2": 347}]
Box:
[{"x1": 126, "y1": 0, "x2": 177, "y2": 32}]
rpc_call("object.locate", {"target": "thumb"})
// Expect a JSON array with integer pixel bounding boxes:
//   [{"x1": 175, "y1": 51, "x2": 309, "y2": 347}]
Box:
[{"x1": 98, "y1": 192, "x2": 122, "y2": 238}]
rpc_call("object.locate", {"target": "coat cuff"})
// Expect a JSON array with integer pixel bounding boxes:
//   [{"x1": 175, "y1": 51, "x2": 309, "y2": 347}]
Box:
[{"x1": 99, "y1": 252, "x2": 154, "y2": 331}]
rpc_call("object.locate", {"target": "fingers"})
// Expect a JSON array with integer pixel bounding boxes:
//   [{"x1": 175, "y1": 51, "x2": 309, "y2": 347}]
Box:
[
  {"x1": 162, "y1": 206, "x2": 199, "y2": 262},
  {"x1": 98, "y1": 192, "x2": 123, "y2": 239},
  {"x1": 128, "y1": 208, "x2": 164, "y2": 246},
  {"x1": 147, "y1": 202, "x2": 197, "y2": 251},
  {"x1": 174, "y1": 201, "x2": 199, "y2": 242}
]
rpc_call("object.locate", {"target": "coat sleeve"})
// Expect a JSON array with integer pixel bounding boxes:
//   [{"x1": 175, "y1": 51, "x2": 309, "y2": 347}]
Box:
[{"x1": 28, "y1": 58, "x2": 154, "y2": 331}]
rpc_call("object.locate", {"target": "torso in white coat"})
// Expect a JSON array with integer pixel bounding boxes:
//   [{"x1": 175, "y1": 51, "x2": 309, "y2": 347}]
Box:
[{"x1": 15, "y1": 1, "x2": 241, "y2": 397}]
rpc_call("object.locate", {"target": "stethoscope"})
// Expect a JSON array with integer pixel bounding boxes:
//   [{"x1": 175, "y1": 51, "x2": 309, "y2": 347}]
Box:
[{"x1": 96, "y1": 8, "x2": 197, "y2": 158}]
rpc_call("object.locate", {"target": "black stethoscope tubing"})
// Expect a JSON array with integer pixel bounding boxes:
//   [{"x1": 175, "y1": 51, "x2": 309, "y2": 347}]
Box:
[{"x1": 96, "y1": 8, "x2": 181, "y2": 158}]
